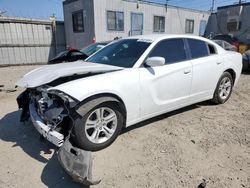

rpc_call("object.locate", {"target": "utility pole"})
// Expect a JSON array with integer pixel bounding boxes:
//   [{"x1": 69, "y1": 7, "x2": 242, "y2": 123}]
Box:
[
  {"x1": 239, "y1": 0, "x2": 242, "y2": 4},
  {"x1": 211, "y1": 0, "x2": 215, "y2": 13},
  {"x1": 165, "y1": 0, "x2": 169, "y2": 12}
]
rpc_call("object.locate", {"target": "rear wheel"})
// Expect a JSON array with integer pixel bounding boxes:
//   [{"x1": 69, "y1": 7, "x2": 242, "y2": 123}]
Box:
[
  {"x1": 242, "y1": 59, "x2": 249, "y2": 71},
  {"x1": 73, "y1": 102, "x2": 124, "y2": 151},
  {"x1": 211, "y1": 72, "x2": 233, "y2": 104}
]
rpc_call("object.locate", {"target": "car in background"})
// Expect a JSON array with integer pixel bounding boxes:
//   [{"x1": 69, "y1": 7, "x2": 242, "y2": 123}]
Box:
[
  {"x1": 242, "y1": 49, "x2": 250, "y2": 71},
  {"x1": 212, "y1": 34, "x2": 240, "y2": 51},
  {"x1": 213, "y1": 40, "x2": 237, "y2": 51},
  {"x1": 80, "y1": 41, "x2": 109, "y2": 57},
  {"x1": 49, "y1": 48, "x2": 88, "y2": 64},
  {"x1": 16, "y1": 35, "x2": 242, "y2": 151},
  {"x1": 49, "y1": 42, "x2": 110, "y2": 64}
]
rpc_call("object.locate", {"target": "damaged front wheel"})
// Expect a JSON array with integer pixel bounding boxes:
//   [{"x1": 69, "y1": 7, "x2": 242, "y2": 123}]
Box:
[{"x1": 73, "y1": 102, "x2": 124, "y2": 151}]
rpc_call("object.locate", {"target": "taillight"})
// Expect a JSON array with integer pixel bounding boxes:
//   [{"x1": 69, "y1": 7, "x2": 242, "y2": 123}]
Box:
[{"x1": 92, "y1": 37, "x2": 96, "y2": 43}]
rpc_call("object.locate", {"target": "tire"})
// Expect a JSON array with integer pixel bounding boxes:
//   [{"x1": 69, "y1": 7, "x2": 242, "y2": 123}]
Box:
[
  {"x1": 242, "y1": 59, "x2": 249, "y2": 72},
  {"x1": 73, "y1": 102, "x2": 124, "y2": 151},
  {"x1": 211, "y1": 72, "x2": 233, "y2": 104}
]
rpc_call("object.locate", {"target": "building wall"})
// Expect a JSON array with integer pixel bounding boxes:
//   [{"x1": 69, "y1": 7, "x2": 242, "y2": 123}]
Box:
[
  {"x1": 55, "y1": 21, "x2": 67, "y2": 54},
  {"x1": 204, "y1": 13, "x2": 218, "y2": 38},
  {"x1": 93, "y1": 0, "x2": 210, "y2": 42},
  {"x1": 217, "y1": 4, "x2": 250, "y2": 43},
  {"x1": 0, "y1": 17, "x2": 66, "y2": 66},
  {"x1": 63, "y1": 0, "x2": 95, "y2": 48},
  {"x1": 205, "y1": 4, "x2": 250, "y2": 44}
]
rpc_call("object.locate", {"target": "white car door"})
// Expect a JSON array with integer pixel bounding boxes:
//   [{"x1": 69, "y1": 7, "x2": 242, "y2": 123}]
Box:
[
  {"x1": 139, "y1": 38, "x2": 192, "y2": 119},
  {"x1": 186, "y1": 39, "x2": 224, "y2": 102}
]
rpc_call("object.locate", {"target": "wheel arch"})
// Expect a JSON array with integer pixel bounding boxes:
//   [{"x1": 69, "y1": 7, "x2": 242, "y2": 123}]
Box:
[
  {"x1": 224, "y1": 68, "x2": 236, "y2": 85},
  {"x1": 75, "y1": 93, "x2": 127, "y2": 127}
]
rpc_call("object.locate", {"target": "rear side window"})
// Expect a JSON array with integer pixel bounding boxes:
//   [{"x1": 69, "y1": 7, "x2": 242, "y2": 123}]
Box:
[
  {"x1": 187, "y1": 39, "x2": 209, "y2": 59},
  {"x1": 149, "y1": 39, "x2": 187, "y2": 64},
  {"x1": 208, "y1": 44, "x2": 216, "y2": 55}
]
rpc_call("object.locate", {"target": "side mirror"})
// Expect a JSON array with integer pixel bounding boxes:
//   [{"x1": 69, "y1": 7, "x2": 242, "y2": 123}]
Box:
[{"x1": 145, "y1": 57, "x2": 165, "y2": 67}]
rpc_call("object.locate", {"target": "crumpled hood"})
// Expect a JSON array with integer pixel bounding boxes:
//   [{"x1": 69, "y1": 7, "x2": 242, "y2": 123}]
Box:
[{"x1": 16, "y1": 61, "x2": 123, "y2": 88}]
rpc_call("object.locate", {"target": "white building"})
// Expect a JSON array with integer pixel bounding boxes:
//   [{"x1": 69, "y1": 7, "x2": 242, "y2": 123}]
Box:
[{"x1": 63, "y1": 0, "x2": 210, "y2": 48}]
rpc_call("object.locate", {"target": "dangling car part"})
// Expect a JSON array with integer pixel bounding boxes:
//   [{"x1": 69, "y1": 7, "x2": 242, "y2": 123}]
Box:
[
  {"x1": 58, "y1": 138, "x2": 101, "y2": 185},
  {"x1": 16, "y1": 35, "x2": 242, "y2": 151}
]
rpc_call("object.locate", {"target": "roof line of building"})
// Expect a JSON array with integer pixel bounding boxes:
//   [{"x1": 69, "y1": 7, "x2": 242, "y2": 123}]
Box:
[
  {"x1": 217, "y1": 2, "x2": 250, "y2": 10},
  {"x1": 0, "y1": 16, "x2": 53, "y2": 25},
  {"x1": 0, "y1": 16, "x2": 65, "y2": 24},
  {"x1": 123, "y1": 0, "x2": 210, "y2": 14},
  {"x1": 63, "y1": 0, "x2": 210, "y2": 14}
]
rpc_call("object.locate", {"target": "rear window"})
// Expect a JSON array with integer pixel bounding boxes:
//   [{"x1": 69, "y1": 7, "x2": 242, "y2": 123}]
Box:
[
  {"x1": 208, "y1": 44, "x2": 216, "y2": 55},
  {"x1": 149, "y1": 39, "x2": 187, "y2": 64},
  {"x1": 187, "y1": 39, "x2": 209, "y2": 59},
  {"x1": 212, "y1": 35, "x2": 237, "y2": 44}
]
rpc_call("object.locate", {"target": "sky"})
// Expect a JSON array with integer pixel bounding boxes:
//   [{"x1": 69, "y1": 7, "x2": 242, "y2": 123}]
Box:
[{"x1": 0, "y1": 0, "x2": 248, "y2": 21}]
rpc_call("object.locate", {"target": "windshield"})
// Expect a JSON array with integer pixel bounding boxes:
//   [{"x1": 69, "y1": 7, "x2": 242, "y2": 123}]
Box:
[
  {"x1": 86, "y1": 39, "x2": 151, "y2": 68},
  {"x1": 81, "y1": 43, "x2": 107, "y2": 56}
]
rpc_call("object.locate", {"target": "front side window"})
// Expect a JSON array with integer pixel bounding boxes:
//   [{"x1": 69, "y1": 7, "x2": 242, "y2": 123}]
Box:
[
  {"x1": 154, "y1": 16, "x2": 165, "y2": 32},
  {"x1": 185, "y1": 19, "x2": 194, "y2": 33},
  {"x1": 86, "y1": 39, "x2": 151, "y2": 68},
  {"x1": 107, "y1": 11, "x2": 124, "y2": 31},
  {"x1": 187, "y1": 39, "x2": 209, "y2": 59},
  {"x1": 149, "y1": 39, "x2": 187, "y2": 64},
  {"x1": 72, "y1": 10, "x2": 84, "y2": 32}
]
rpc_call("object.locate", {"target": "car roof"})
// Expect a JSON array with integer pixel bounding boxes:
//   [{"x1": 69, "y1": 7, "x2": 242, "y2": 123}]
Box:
[
  {"x1": 123, "y1": 34, "x2": 212, "y2": 43},
  {"x1": 96, "y1": 41, "x2": 111, "y2": 45}
]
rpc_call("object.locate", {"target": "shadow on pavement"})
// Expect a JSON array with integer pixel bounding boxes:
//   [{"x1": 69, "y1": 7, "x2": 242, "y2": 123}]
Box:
[
  {"x1": 121, "y1": 101, "x2": 212, "y2": 134},
  {"x1": 0, "y1": 100, "x2": 213, "y2": 187},
  {"x1": 0, "y1": 110, "x2": 88, "y2": 188}
]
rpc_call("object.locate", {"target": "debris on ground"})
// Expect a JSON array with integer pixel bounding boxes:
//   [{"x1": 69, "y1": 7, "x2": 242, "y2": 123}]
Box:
[
  {"x1": 0, "y1": 88, "x2": 17, "y2": 93},
  {"x1": 198, "y1": 179, "x2": 207, "y2": 188},
  {"x1": 57, "y1": 139, "x2": 101, "y2": 186}
]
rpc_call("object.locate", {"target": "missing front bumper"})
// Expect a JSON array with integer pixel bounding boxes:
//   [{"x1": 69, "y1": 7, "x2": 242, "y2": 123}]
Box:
[{"x1": 29, "y1": 102, "x2": 64, "y2": 147}]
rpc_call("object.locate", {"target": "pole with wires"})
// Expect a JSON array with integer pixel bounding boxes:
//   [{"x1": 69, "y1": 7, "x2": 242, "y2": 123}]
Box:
[
  {"x1": 165, "y1": 0, "x2": 169, "y2": 12},
  {"x1": 211, "y1": 0, "x2": 215, "y2": 13}
]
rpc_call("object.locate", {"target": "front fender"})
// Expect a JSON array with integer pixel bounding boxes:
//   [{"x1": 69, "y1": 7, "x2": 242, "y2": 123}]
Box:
[{"x1": 50, "y1": 69, "x2": 140, "y2": 126}]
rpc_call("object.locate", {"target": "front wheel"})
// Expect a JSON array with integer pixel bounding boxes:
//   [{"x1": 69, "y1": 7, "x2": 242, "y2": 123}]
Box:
[
  {"x1": 211, "y1": 72, "x2": 233, "y2": 104},
  {"x1": 73, "y1": 102, "x2": 124, "y2": 151}
]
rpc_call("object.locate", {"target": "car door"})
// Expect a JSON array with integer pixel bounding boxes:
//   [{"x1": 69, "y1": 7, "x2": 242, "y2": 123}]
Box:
[
  {"x1": 186, "y1": 39, "x2": 224, "y2": 102},
  {"x1": 139, "y1": 38, "x2": 193, "y2": 118}
]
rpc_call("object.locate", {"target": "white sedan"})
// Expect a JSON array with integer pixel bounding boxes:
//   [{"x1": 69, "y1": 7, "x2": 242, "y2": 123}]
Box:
[{"x1": 16, "y1": 35, "x2": 242, "y2": 151}]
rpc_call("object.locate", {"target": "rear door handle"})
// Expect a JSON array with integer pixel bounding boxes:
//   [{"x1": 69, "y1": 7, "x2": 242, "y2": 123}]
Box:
[{"x1": 184, "y1": 69, "x2": 191, "y2": 74}]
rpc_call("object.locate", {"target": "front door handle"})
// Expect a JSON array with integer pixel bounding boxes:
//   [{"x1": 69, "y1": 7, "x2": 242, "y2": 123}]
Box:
[
  {"x1": 217, "y1": 61, "x2": 222, "y2": 65},
  {"x1": 184, "y1": 69, "x2": 191, "y2": 74}
]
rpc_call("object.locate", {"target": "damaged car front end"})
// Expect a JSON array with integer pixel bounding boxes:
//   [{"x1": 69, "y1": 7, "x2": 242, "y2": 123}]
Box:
[
  {"x1": 17, "y1": 86, "x2": 103, "y2": 185},
  {"x1": 16, "y1": 61, "x2": 124, "y2": 148},
  {"x1": 17, "y1": 86, "x2": 79, "y2": 147}
]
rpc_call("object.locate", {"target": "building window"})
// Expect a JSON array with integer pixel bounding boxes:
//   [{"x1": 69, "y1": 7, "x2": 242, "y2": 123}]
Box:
[
  {"x1": 72, "y1": 10, "x2": 84, "y2": 32},
  {"x1": 185, "y1": 19, "x2": 194, "y2": 33},
  {"x1": 227, "y1": 21, "x2": 241, "y2": 32},
  {"x1": 154, "y1": 16, "x2": 165, "y2": 32},
  {"x1": 107, "y1": 11, "x2": 124, "y2": 31}
]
